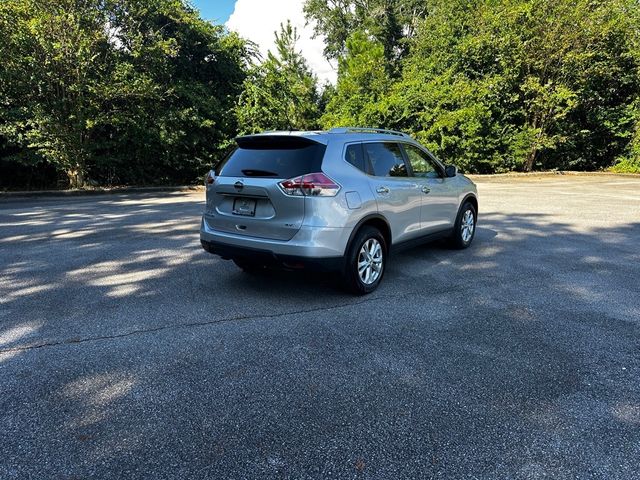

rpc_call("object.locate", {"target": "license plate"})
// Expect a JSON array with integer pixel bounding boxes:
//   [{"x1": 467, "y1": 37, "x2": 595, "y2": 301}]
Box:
[{"x1": 232, "y1": 197, "x2": 256, "y2": 217}]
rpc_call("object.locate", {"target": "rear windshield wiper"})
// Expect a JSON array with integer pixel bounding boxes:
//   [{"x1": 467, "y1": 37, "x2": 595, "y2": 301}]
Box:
[{"x1": 241, "y1": 169, "x2": 279, "y2": 177}]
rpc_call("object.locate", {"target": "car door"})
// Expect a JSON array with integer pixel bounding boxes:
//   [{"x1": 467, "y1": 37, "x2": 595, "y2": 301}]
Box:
[
  {"x1": 401, "y1": 143, "x2": 459, "y2": 234},
  {"x1": 363, "y1": 141, "x2": 423, "y2": 243}
]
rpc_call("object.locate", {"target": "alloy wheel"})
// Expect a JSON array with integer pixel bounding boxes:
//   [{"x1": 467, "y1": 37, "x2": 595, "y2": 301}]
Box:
[
  {"x1": 461, "y1": 209, "x2": 475, "y2": 243},
  {"x1": 357, "y1": 238, "x2": 383, "y2": 285}
]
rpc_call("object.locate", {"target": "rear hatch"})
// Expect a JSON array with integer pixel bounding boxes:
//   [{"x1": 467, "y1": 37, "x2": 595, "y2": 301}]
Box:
[{"x1": 206, "y1": 135, "x2": 326, "y2": 241}]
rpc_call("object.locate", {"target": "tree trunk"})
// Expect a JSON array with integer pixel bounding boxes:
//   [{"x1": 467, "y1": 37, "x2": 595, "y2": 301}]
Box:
[
  {"x1": 66, "y1": 168, "x2": 85, "y2": 189},
  {"x1": 524, "y1": 147, "x2": 537, "y2": 172}
]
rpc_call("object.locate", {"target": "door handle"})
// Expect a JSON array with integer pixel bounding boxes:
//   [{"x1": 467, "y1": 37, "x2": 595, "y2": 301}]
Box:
[
  {"x1": 421, "y1": 186, "x2": 431, "y2": 194},
  {"x1": 376, "y1": 186, "x2": 390, "y2": 195}
]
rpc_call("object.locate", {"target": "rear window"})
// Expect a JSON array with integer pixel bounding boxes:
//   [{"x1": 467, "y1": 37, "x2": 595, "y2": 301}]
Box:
[{"x1": 216, "y1": 137, "x2": 326, "y2": 179}]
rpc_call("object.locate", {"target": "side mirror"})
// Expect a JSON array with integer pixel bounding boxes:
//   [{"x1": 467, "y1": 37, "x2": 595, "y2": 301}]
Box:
[{"x1": 445, "y1": 165, "x2": 458, "y2": 178}]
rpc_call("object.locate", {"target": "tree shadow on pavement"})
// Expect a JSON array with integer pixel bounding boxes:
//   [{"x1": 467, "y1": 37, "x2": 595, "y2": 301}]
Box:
[{"x1": 1, "y1": 193, "x2": 639, "y2": 478}]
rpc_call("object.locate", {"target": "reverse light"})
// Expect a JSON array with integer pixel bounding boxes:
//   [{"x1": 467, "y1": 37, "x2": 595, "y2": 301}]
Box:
[{"x1": 278, "y1": 172, "x2": 341, "y2": 197}]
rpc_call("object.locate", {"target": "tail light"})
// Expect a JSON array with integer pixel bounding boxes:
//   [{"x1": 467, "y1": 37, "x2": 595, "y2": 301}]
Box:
[
  {"x1": 205, "y1": 170, "x2": 215, "y2": 185},
  {"x1": 278, "y1": 172, "x2": 340, "y2": 197}
]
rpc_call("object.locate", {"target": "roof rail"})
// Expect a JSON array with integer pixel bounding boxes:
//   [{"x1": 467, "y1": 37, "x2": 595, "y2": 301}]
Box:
[{"x1": 328, "y1": 127, "x2": 410, "y2": 138}]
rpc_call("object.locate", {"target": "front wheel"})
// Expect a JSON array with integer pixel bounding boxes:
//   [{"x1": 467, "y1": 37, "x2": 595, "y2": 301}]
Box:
[
  {"x1": 343, "y1": 226, "x2": 386, "y2": 295},
  {"x1": 449, "y1": 201, "x2": 477, "y2": 249}
]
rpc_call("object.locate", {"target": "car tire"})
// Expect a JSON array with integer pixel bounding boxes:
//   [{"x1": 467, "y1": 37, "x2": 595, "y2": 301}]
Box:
[
  {"x1": 449, "y1": 201, "x2": 477, "y2": 249},
  {"x1": 343, "y1": 226, "x2": 386, "y2": 295},
  {"x1": 233, "y1": 258, "x2": 264, "y2": 273}
]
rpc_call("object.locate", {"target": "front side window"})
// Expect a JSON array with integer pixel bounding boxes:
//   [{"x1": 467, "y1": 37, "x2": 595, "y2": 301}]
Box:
[
  {"x1": 364, "y1": 142, "x2": 408, "y2": 177},
  {"x1": 403, "y1": 144, "x2": 441, "y2": 178}
]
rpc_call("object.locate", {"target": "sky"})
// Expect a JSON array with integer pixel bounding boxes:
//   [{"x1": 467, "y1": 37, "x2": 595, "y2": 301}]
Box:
[{"x1": 191, "y1": 0, "x2": 337, "y2": 84}]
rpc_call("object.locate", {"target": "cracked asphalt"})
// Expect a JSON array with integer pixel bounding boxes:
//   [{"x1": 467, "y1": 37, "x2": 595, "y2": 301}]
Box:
[{"x1": 1, "y1": 175, "x2": 639, "y2": 479}]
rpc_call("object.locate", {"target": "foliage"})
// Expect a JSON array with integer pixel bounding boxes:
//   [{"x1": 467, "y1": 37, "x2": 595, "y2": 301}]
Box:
[
  {"x1": 612, "y1": 101, "x2": 640, "y2": 173},
  {"x1": 376, "y1": 0, "x2": 640, "y2": 172},
  {"x1": 610, "y1": 158, "x2": 640, "y2": 173},
  {"x1": 1, "y1": 0, "x2": 640, "y2": 189},
  {"x1": 235, "y1": 21, "x2": 321, "y2": 134},
  {"x1": 321, "y1": 31, "x2": 391, "y2": 129},
  {"x1": 0, "y1": 0, "x2": 249, "y2": 188},
  {"x1": 0, "y1": 0, "x2": 111, "y2": 186},
  {"x1": 303, "y1": 0, "x2": 428, "y2": 68}
]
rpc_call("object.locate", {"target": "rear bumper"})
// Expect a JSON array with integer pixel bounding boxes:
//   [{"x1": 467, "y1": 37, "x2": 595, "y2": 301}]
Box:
[
  {"x1": 200, "y1": 239, "x2": 343, "y2": 271},
  {"x1": 200, "y1": 216, "x2": 348, "y2": 271}
]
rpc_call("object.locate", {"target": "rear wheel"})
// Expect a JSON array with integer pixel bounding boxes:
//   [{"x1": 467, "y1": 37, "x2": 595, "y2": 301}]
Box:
[
  {"x1": 449, "y1": 201, "x2": 477, "y2": 249},
  {"x1": 343, "y1": 226, "x2": 386, "y2": 295}
]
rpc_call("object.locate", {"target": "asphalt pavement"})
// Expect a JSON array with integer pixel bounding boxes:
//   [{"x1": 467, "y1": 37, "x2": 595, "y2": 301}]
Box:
[{"x1": 1, "y1": 175, "x2": 639, "y2": 479}]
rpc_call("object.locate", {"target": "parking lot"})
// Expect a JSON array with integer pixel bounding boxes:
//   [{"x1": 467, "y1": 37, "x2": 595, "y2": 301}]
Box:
[{"x1": 1, "y1": 175, "x2": 639, "y2": 479}]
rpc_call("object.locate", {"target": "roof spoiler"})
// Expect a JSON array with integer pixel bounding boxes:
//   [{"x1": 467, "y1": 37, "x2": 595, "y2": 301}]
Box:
[{"x1": 235, "y1": 134, "x2": 322, "y2": 148}]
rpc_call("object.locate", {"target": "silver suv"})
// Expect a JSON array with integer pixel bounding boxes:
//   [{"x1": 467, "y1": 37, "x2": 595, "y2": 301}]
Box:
[{"x1": 200, "y1": 128, "x2": 478, "y2": 294}]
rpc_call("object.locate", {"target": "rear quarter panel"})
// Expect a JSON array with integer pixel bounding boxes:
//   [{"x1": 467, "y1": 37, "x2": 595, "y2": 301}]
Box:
[{"x1": 303, "y1": 139, "x2": 378, "y2": 230}]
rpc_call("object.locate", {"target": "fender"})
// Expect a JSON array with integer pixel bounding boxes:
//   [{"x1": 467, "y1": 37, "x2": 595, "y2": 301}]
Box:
[
  {"x1": 460, "y1": 193, "x2": 479, "y2": 214},
  {"x1": 342, "y1": 213, "x2": 392, "y2": 257}
]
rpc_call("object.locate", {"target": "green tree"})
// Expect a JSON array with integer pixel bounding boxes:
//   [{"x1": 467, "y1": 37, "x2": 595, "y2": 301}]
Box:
[
  {"x1": 303, "y1": 0, "x2": 428, "y2": 66},
  {"x1": 0, "y1": 0, "x2": 249, "y2": 188},
  {"x1": 610, "y1": 0, "x2": 640, "y2": 173},
  {"x1": 321, "y1": 31, "x2": 391, "y2": 129},
  {"x1": 235, "y1": 21, "x2": 321, "y2": 133},
  {"x1": 97, "y1": 0, "x2": 250, "y2": 184},
  {"x1": 0, "y1": 0, "x2": 113, "y2": 187},
  {"x1": 384, "y1": 0, "x2": 640, "y2": 172}
]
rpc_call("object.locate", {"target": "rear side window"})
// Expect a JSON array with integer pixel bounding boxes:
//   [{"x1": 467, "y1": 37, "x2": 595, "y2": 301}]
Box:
[
  {"x1": 345, "y1": 143, "x2": 367, "y2": 173},
  {"x1": 364, "y1": 142, "x2": 408, "y2": 177},
  {"x1": 216, "y1": 137, "x2": 326, "y2": 178}
]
